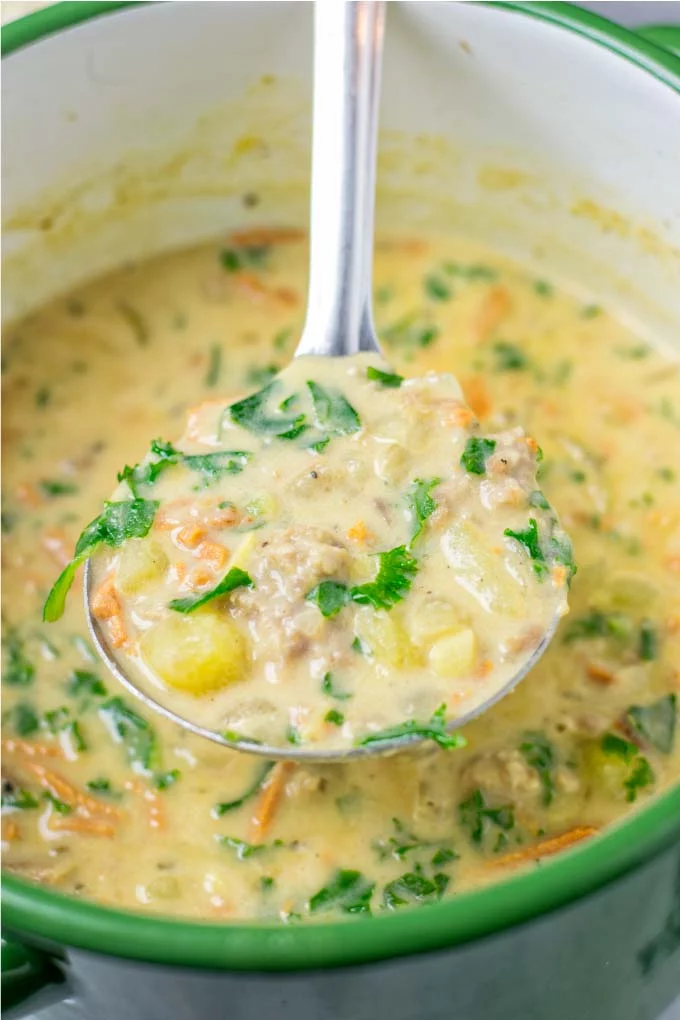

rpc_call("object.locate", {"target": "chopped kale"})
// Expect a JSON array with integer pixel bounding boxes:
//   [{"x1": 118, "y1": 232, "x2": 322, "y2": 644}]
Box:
[
  {"x1": 357, "y1": 704, "x2": 465, "y2": 752},
  {"x1": 460, "y1": 437, "x2": 496, "y2": 475},
  {"x1": 459, "y1": 789, "x2": 515, "y2": 846},
  {"x1": 626, "y1": 695, "x2": 676, "y2": 754},
  {"x1": 504, "y1": 518, "x2": 548, "y2": 578},
  {"x1": 350, "y1": 546, "x2": 418, "y2": 610},
  {"x1": 214, "y1": 761, "x2": 275, "y2": 816},
  {"x1": 383, "y1": 867, "x2": 449, "y2": 910},
  {"x1": 366, "y1": 366, "x2": 404, "y2": 388},
  {"x1": 519, "y1": 732, "x2": 556, "y2": 805},
  {"x1": 305, "y1": 581, "x2": 350, "y2": 619},
  {"x1": 2, "y1": 630, "x2": 35, "y2": 686},
  {"x1": 309, "y1": 869, "x2": 375, "y2": 915},
  {"x1": 99, "y1": 697, "x2": 160, "y2": 774},
  {"x1": 406, "y1": 478, "x2": 440, "y2": 544},
  {"x1": 169, "y1": 567, "x2": 253, "y2": 613},
  {"x1": 307, "y1": 381, "x2": 361, "y2": 436},
  {"x1": 321, "y1": 672, "x2": 352, "y2": 701}
]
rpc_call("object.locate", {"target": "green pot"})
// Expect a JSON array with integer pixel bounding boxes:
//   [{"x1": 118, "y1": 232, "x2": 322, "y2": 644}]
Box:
[{"x1": 2, "y1": 3, "x2": 680, "y2": 1018}]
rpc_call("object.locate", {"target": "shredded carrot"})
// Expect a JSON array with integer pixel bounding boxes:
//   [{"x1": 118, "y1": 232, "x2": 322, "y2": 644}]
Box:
[
  {"x1": 176, "y1": 524, "x2": 207, "y2": 549},
  {"x1": 347, "y1": 520, "x2": 373, "y2": 544},
  {"x1": 376, "y1": 238, "x2": 429, "y2": 255},
  {"x1": 446, "y1": 403, "x2": 476, "y2": 429},
  {"x1": 667, "y1": 614, "x2": 680, "y2": 634},
  {"x1": 154, "y1": 500, "x2": 192, "y2": 530},
  {"x1": 189, "y1": 567, "x2": 214, "y2": 589},
  {"x1": 15, "y1": 482, "x2": 42, "y2": 508},
  {"x1": 106, "y1": 614, "x2": 128, "y2": 649},
  {"x1": 491, "y1": 826, "x2": 598, "y2": 868},
  {"x1": 462, "y1": 375, "x2": 493, "y2": 420},
  {"x1": 2, "y1": 737, "x2": 64, "y2": 759},
  {"x1": 195, "y1": 540, "x2": 229, "y2": 570},
  {"x1": 473, "y1": 285, "x2": 512, "y2": 343},
  {"x1": 48, "y1": 814, "x2": 116, "y2": 838},
  {"x1": 2, "y1": 819, "x2": 21, "y2": 842},
  {"x1": 172, "y1": 561, "x2": 188, "y2": 584},
  {"x1": 552, "y1": 565, "x2": 568, "y2": 586},
  {"x1": 233, "y1": 272, "x2": 299, "y2": 307},
  {"x1": 22, "y1": 762, "x2": 122, "y2": 818},
  {"x1": 91, "y1": 575, "x2": 121, "y2": 621},
  {"x1": 209, "y1": 504, "x2": 240, "y2": 529},
  {"x1": 228, "y1": 226, "x2": 305, "y2": 247},
  {"x1": 525, "y1": 436, "x2": 539, "y2": 455},
  {"x1": 586, "y1": 662, "x2": 616, "y2": 685},
  {"x1": 665, "y1": 556, "x2": 680, "y2": 573},
  {"x1": 475, "y1": 659, "x2": 493, "y2": 679},
  {"x1": 248, "y1": 762, "x2": 294, "y2": 842},
  {"x1": 41, "y1": 528, "x2": 72, "y2": 567}
]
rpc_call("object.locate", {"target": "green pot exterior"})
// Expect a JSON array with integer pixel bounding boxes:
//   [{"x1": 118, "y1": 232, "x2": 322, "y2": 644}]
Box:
[
  {"x1": 2, "y1": 4, "x2": 680, "y2": 1019},
  {"x1": 5, "y1": 839, "x2": 680, "y2": 1020}
]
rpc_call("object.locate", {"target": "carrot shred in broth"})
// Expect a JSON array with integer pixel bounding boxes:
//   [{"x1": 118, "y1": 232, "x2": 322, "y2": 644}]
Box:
[
  {"x1": 491, "y1": 826, "x2": 598, "y2": 868},
  {"x1": 227, "y1": 226, "x2": 305, "y2": 247},
  {"x1": 248, "y1": 762, "x2": 294, "y2": 842},
  {"x1": 473, "y1": 285, "x2": 512, "y2": 344},
  {"x1": 2, "y1": 737, "x2": 65, "y2": 759}
]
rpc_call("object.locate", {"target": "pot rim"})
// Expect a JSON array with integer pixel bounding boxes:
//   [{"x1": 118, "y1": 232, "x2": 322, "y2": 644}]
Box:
[{"x1": 2, "y1": 0, "x2": 680, "y2": 973}]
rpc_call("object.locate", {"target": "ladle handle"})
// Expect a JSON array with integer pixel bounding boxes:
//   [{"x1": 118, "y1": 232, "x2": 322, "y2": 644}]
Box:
[{"x1": 296, "y1": 0, "x2": 385, "y2": 359}]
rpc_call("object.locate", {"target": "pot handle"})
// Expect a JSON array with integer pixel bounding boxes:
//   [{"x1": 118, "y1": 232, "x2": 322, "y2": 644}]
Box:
[
  {"x1": 1, "y1": 936, "x2": 67, "y2": 1016},
  {"x1": 635, "y1": 24, "x2": 680, "y2": 58}
]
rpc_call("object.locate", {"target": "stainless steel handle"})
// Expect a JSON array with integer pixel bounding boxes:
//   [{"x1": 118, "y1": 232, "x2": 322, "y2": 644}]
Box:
[{"x1": 296, "y1": 0, "x2": 385, "y2": 359}]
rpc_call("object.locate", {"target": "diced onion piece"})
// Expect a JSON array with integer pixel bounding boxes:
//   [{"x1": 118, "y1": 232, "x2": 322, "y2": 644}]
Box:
[
  {"x1": 140, "y1": 612, "x2": 248, "y2": 694},
  {"x1": 428, "y1": 628, "x2": 478, "y2": 678},
  {"x1": 117, "y1": 539, "x2": 169, "y2": 595}
]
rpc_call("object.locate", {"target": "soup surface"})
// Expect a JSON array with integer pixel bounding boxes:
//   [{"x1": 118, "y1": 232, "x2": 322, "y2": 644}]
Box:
[
  {"x1": 79, "y1": 349, "x2": 568, "y2": 753},
  {"x1": 2, "y1": 230, "x2": 679, "y2": 920}
]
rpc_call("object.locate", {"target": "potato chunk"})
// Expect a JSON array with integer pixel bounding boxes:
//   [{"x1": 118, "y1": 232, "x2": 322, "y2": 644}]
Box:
[
  {"x1": 140, "y1": 612, "x2": 248, "y2": 694},
  {"x1": 354, "y1": 608, "x2": 420, "y2": 669},
  {"x1": 117, "y1": 539, "x2": 169, "y2": 595},
  {"x1": 428, "y1": 628, "x2": 478, "y2": 678}
]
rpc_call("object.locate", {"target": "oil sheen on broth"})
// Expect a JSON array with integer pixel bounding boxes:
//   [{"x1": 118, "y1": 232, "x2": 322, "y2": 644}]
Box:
[
  {"x1": 77, "y1": 350, "x2": 570, "y2": 753},
  {"x1": 2, "y1": 231, "x2": 678, "y2": 920}
]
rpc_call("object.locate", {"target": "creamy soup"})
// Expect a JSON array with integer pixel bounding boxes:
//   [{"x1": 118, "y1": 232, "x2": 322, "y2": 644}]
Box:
[
  {"x1": 72, "y1": 349, "x2": 569, "y2": 753},
  {"x1": 2, "y1": 230, "x2": 678, "y2": 920}
]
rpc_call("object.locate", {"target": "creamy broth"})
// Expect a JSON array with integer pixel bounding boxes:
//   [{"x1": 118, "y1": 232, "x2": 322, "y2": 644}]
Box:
[
  {"x1": 2, "y1": 232, "x2": 679, "y2": 920},
  {"x1": 80, "y1": 350, "x2": 568, "y2": 753}
]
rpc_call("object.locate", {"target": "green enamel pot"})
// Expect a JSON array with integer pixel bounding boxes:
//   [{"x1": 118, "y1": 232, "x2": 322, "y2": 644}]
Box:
[{"x1": 2, "y1": 3, "x2": 680, "y2": 1018}]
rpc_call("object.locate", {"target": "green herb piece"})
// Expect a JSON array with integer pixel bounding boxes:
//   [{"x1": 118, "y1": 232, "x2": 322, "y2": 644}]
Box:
[
  {"x1": 424, "y1": 275, "x2": 451, "y2": 301},
  {"x1": 120, "y1": 440, "x2": 251, "y2": 495},
  {"x1": 624, "y1": 756, "x2": 655, "y2": 802},
  {"x1": 305, "y1": 581, "x2": 351, "y2": 619},
  {"x1": 372, "y1": 818, "x2": 456, "y2": 866},
  {"x1": 493, "y1": 341, "x2": 529, "y2": 372},
  {"x1": 273, "y1": 328, "x2": 292, "y2": 351},
  {"x1": 169, "y1": 567, "x2": 253, "y2": 613},
  {"x1": 39, "y1": 479, "x2": 78, "y2": 498},
  {"x1": 381, "y1": 316, "x2": 440, "y2": 353},
  {"x1": 286, "y1": 724, "x2": 302, "y2": 747},
  {"x1": 218, "y1": 836, "x2": 267, "y2": 861},
  {"x1": 117, "y1": 301, "x2": 149, "y2": 346},
  {"x1": 1, "y1": 787, "x2": 40, "y2": 810},
  {"x1": 7, "y1": 701, "x2": 39, "y2": 736},
  {"x1": 205, "y1": 344, "x2": 222, "y2": 387},
  {"x1": 324, "y1": 709, "x2": 345, "y2": 727},
  {"x1": 357, "y1": 704, "x2": 465, "y2": 752},
  {"x1": 580, "y1": 304, "x2": 602, "y2": 319},
  {"x1": 459, "y1": 789, "x2": 515, "y2": 846},
  {"x1": 260, "y1": 876, "x2": 275, "y2": 892},
  {"x1": 383, "y1": 868, "x2": 449, "y2": 910},
  {"x1": 657, "y1": 467, "x2": 675, "y2": 482},
  {"x1": 504, "y1": 518, "x2": 548, "y2": 578},
  {"x1": 65, "y1": 720, "x2": 88, "y2": 753},
  {"x1": 86, "y1": 778, "x2": 114, "y2": 795},
  {"x1": 639, "y1": 620, "x2": 658, "y2": 662},
  {"x1": 44, "y1": 792, "x2": 73, "y2": 815},
  {"x1": 519, "y1": 732, "x2": 556, "y2": 805},
  {"x1": 309, "y1": 869, "x2": 375, "y2": 915},
  {"x1": 533, "y1": 279, "x2": 553, "y2": 297},
  {"x1": 99, "y1": 697, "x2": 159, "y2": 774},
  {"x1": 227, "y1": 382, "x2": 307, "y2": 438},
  {"x1": 563, "y1": 610, "x2": 632, "y2": 644},
  {"x1": 35, "y1": 386, "x2": 51, "y2": 408},
  {"x1": 616, "y1": 344, "x2": 649, "y2": 360},
  {"x1": 43, "y1": 499, "x2": 159, "y2": 622},
  {"x1": 307, "y1": 381, "x2": 361, "y2": 436},
  {"x1": 219, "y1": 246, "x2": 268, "y2": 273},
  {"x1": 528, "y1": 490, "x2": 551, "y2": 511},
  {"x1": 154, "y1": 770, "x2": 181, "y2": 791},
  {"x1": 626, "y1": 695, "x2": 676, "y2": 754},
  {"x1": 44, "y1": 706, "x2": 70, "y2": 733},
  {"x1": 219, "y1": 249, "x2": 241, "y2": 272},
  {"x1": 72, "y1": 636, "x2": 97, "y2": 663},
  {"x1": 351, "y1": 546, "x2": 418, "y2": 611},
  {"x1": 406, "y1": 477, "x2": 440, "y2": 544},
  {"x1": 246, "y1": 364, "x2": 279, "y2": 388},
  {"x1": 214, "y1": 761, "x2": 275, "y2": 816},
  {"x1": 222, "y1": 729, "x2": 263, "y2": 748},
  {"x1": 374, "y1": 285, "x2": 393, "y2": 305},
  {"x1": 321, "y1": 672, "x2": 352, "y2": 701},
  {"x1": 460, "y1": 437, "x2": 496, "y2": 475},
  {"x1": 66, "y1": 669, "x2": 107, "y2": 699},
  {"x1": 431, "y1": 846, "x2": 458, "y2": 867},
  {"x1": 366, "y1": 366, "x2": 403, "y2": 388},
  {"x1": 601, "y1": 732, "x2": 639, "y2": 762},
  {"x1": 2, "y1": 630, "x2": 35, "y2": 686},
  {"x1": 351, "y1": 636, "x2": 366, "y2": 655}
]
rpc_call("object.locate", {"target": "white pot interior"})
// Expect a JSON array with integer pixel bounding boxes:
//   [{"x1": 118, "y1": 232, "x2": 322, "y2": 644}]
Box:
[{"x1": 2, "y1": 1, "x2": 679, "y2": 351}]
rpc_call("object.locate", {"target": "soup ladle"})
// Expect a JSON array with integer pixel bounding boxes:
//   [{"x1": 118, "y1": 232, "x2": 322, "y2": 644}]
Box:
[{"x1": 85, "y1": 0, "x2": 560, "y2": 762}]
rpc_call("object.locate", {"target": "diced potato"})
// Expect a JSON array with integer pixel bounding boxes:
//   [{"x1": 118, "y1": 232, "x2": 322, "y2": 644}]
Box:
[
  {"x1": 354, "y1": 608, "x2": 420, "y2": 669},
  {"x1": 349, "y1": 553, "x2": 374, "y2": 583},
  {"x1": 442, "y1": 520, "x2": 524, "y2": 616},
  {"x1": 140, "y1": 612, "x2": 248, "y2": 694},
  {"x1": 117, "y1": 539, "x2": 169, "y2": 595},
  {"x1": 428, "y1": 627, "x2": 478, "y2": 678},
  {"x1": 245, "y1": 492, "x2": 278, "y2": 523},
  {"x1": 408, "y1": 597, "x2": 461, "y2": 647},
  {"x1": 374, "y1": 443, "x2": 408, "y2": 484}
]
